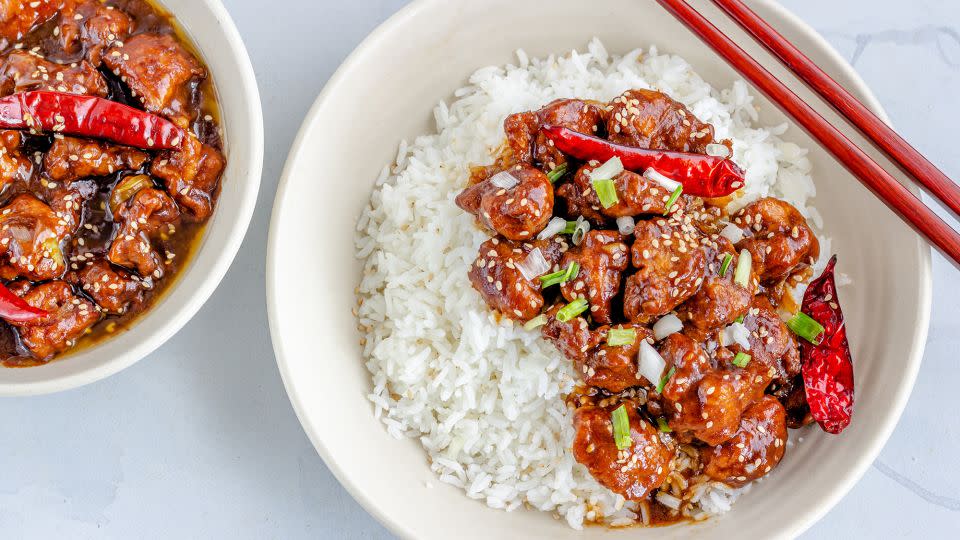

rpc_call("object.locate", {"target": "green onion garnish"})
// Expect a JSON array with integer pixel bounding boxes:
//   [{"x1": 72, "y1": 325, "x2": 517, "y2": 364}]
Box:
[
  {"x1": 786, "y1": 311, "x2": 825, "y2": 345},
  {"x1": 562, "y1": 220, "x2": 578, "y2": 234},
  {"x1": 656, "y1": 417, "x2": 672, "y2": 433},
  {"x1": 556, "y1": 298, "x2": 589, "y2": 322},
  {"x1": 539, "y1": 261, "x2": 580, "y2": 288},
  {"x1": 732, "y1": 351, "x2": 751, "y2": 368},
  {"x1": 523, "y1": 314, "x2": 548, "y2": 330},
  {"x1": 546, "y1": 162, "x2": 568, "y2": 183},
  {"x1": 611, "y1": 404, "x2": 632, "y2": 450},
  {"x1": 733, "y1": 249, "x2": 752, "y2": 287},
  {"x1": 735, "y1": 314, "x2": 745, "y2": 324},
  {"x1": 606, "y1": 328, "x2": 637, "y2": 347},
  {"x1": 718, "y1": 253, "x2": 733, "y2": 277},
  {"x1": 656, "y1": 366, "x2": 676, "y2": 393},
  {"x1": 592, "y1": 178, "x2": 619, "y2": 209},
  {"x1": 663, "y1": 185, "x2": 683, "y2": 215}
]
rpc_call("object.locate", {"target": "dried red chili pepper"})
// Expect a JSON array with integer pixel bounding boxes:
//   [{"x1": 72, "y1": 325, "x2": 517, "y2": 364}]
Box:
[
  {"x1": 0, "y1": 283, "x2": 47, "y2": 323},
  {"x1": 800, "y1": 255, "x2": 854, "y2": 434},
  {"x1": 541, "y1": 125, "x2": 745, "y2": 197},
  {"x1": 0, "y1": 91, "x2": 185, "y2": 150}
]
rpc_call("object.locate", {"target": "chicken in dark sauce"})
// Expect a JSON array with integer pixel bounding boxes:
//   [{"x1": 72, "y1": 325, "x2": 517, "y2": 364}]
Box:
[{"x1": 0, "y1": 0, "x2": 224, "y2": 366}]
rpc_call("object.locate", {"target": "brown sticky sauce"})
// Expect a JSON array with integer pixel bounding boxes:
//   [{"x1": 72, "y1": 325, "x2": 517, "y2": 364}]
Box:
[{"x1": 0, "y1": 0, "x2": 224, "y2": 367}]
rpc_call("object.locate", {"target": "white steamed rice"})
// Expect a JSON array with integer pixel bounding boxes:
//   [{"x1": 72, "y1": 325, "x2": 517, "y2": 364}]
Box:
[{"x1": 355, "y1": 38, "x2": 826, "y2": 528}]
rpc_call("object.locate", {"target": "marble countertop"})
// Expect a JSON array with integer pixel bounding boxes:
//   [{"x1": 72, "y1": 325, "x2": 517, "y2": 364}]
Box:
[{"x1": 1, "y1": 0, "x2": 958, "y2": 538}]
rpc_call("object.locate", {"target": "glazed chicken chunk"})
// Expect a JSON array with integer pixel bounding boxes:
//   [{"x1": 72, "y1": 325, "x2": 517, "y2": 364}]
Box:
[
  {"x1": 0, "y1": 194, "x2": 68, "y2": 281},
  {"x1": 0, "y1": 130, "x2": 32, "y2": 191},
  {"x1": 151, "y1": 133, "x2": 225, "y2": 222},
  {"x1": 103, "y1": 33, "x2": 205, "y2": 126},
  {"x1": 455, "y1": 164, "x2": 554, "y2": 241},
  {"x1": 734, "y1": 197, "x2": 819, "y2": 283},
  {"x1": 606, "y1": 89, "x2": 719, "y2": 153},
  {"x1": 572, "y1": 404, "x2": 672, "y2": 500},
  {"x1": 559, "y1": 230, "x2": 628, "y2": 325},
  {"x1": 56, "y1": 0, "x2": 133, "y2": 65},
  {"x1": 703, "y1": 395, "x2": 787, "y2": 486},
  {"x1": 0, "y1": 50, "x2": 107, "y2": 96},
  {"x1": 67, "y1": 258, "x2": 144, "y2": 314},
  {"x1": 504, "y1": 98, "x2": 606, "y2": 170},
  {"x1": 467, "y1": 236, "x2": 565, "y2": 321},
  {"x1": 624, "y1": 218, "x2": 706, "y2": 323},
  {"x1": 726, "y1": 295, "x2": 801, "y2": 392},
  {"x1": 7, "y1": 280, "x2": 100, "y2": 360},
  {"x1": 557, "y1": 164, "x2": 684, "y2": 225},
  {"x1": 108, "y1": 187, "x2": 180, "y2": 279},
  {"x1": 680, "y1": 236, "x2": 752, "y2": 336},
  {"x1": 44, "y1": 136, "x2": 149, "y2": 183},
  {"x1": 0, "y1": 0, "x2": 59, "y2": 47}
]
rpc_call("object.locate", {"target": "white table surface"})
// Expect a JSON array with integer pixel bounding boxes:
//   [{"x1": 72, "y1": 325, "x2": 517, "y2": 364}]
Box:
[{"x1": 2, "y1": 0, "x2": 958, "y2": 538}]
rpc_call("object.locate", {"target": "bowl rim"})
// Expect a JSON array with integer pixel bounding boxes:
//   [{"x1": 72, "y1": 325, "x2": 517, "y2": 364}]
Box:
[
  {"x1": 266, "y1": 0, "x2": 932, "y2": 537},
  {"x1": 0, "y1": 0, "x2": 264, "y2": 396}
]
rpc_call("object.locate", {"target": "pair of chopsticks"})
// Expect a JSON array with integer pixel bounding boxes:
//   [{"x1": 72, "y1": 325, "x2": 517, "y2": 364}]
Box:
[{"x1": 656, "y1": 0, "x2": 960, "y2": 268}]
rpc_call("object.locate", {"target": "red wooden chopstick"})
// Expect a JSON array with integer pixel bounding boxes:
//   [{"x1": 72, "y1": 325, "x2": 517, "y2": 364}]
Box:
[
  {"x1": 655, "y1": 0, "x2": 960, "y2": 268},
  {"x1": 711, "y1": 0, "x2": 960, "y2": 221}
]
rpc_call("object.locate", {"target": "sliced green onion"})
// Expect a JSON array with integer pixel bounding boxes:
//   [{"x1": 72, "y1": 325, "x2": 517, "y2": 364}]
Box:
[
  {"x1": 539, "y1": 261, "x2": 580, "y2": 288},
  {"x1": 663, "y1": 185, "x2": 683, "y2": 215},
  {"x1": 733, "y1": 249, "x2": 752, "y2": 287},
  {"x1": 589, "y1": 157, "x2": 624, "y2": 181},
  {"x1": 732, "y1": 351, "x2": 751, "y2": 368},
  {"x1": 656, "y1": 417, "x2": 672, "y2": 433},
  {"x1": 606, "y1": 328, "x2": 637, "y2": 347},
  {"x1": 718, "y1": 253, "x2": 734, "y2": 277},
  {"x1": 735, "y1": 314, "x2": 745, "y2": 324},
  {"x1": 571, "y1": 218, "x2": 590, "y2": 246},
  {"x1": 611, "y1": 404, "x2": 632, "y2": 450},
  {"x1": 556, "y1": 298, "x2": 589, "y2": 322},
  {"x1": 523, "y1": 314, "x2": 548, "y2": 330},
  {"x1": 546, "y1": 162, "x2": 568, "y2": 183},
  {"x1": 592, "y1": 178, "x2": 619, "y2": 209},
  {"x1": 656, "y1": 366, "x2": 676, "y2": 393},
  {"x1": 786, "y1": 311, "x2": 825, "y2": 345},
  {"x1": 562, "y1": 220, "x2": 578, "y2": 234}
]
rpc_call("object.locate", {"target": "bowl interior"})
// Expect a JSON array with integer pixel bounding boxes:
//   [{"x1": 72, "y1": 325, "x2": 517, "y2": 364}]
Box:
[
  {"x1": 0, "y1": 0, "x2": 263, "y2": 395},
  {"x1": 268, "y1": 0, "x2": 930, "y2": 538}
]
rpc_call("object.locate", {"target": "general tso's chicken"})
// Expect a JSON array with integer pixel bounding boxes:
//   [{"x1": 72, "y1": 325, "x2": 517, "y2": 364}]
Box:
[
  {"x1": 606, "y1": 89, "x2": 718, "y2": 153},
  {"x1": 44, "y1": 136, "x2": 149, "y2": 183},
  {"x1": 151, "y1": 133, "x2": 225, "y2": 222},
  {"x1": 733, "y1": 198, "x2": 819, "y2": 283},
  {"x1": 504, "y1": 98, "x2": 606, "y2": 170},
  {"x1": 557, "y1": 164, "x2": 684, "y2": 223},
  {"x1": 702, "y1": 395, "x2": 787, "y2": 486},
  {"x1": 0, "y1": 194, "x2": 68, "y2": 281},
  {"x1": 108, "y1": 187, "x2": 179, "y2": 278},
  {"x1": 624, "y1": 218, "x2": 705, "y2": 323},
  {"x1": 67, "y1": 258, "x2": 144, "y2": 314},
  {"x1": 56, "y1": 0, "x2": 132, "y2": 65},
  {"x1": 0, "y1": 50, "x2": 107, "y2": 96},
  {"x1": 0, "y1": 0, "x2": 61, "y2": 47},
  {"x1": 0, "y1": 130, "x2": 32, "y2": 192},
  {"x1": 455, "y1": 164, "x2": 554, "y2": 241},
  {"x1": 468, "y1": 236, "x2": 566, "y2": 321},
  {"x1": 726, "y1": 295, "x2": 801, "y2": 391},
  {"x1": 559, "y1": 230, "x2": 628, "y2": 325},
  {"x1": 541, "y1": 303, "x2": 601, "y2": 361},
  {"x1": 679, "y1": 236, "x2": 751, "y2": 336},
  {"x1": 47, "y1": 183, "x2": 94, "y2": 234},
  {"x1": 103, "y1": 33, "x2": 205, "y2": 127},
  {"x1": 578, "y1": 324, "x2": 654, "y2": 393},
  {"x1": 7, "y1": 280, "x2": 100, "y2": 360},
  {"x1": 572, "y1": 404, "x2": 673, "y2": 500}
]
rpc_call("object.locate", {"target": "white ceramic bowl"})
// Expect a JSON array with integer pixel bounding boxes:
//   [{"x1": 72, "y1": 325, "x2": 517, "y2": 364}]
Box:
[
  {"x1": 0, "y1": 0, "x2": 263, "y2": 396},
  {"x1": 268, "y1": 0, "x2": 931, "y2": 537}
]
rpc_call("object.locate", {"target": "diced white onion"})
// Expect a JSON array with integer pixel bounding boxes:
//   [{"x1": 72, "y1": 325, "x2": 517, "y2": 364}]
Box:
[
  {"x1": 489, "y1": 171, "x2": 519, "y2": 190},
  {"x1": 734, "y1": 249, "x2": 752, "y2": 287},
  {"x1": 537, "y1": 217, "x2": 566, "y2": 240},
  {"x1": 637, "y1": 339, "x2": 666, "y2": 385},
  {"x1": 572, "y1": 217, "x2": 591, "y2": 246},
  {"x1": 588, "y1": 157, "x2": 624, "y2": 180},
  {"x1": 719, "y1": 222, "x2": 744, "y2": 243},
  {"x1": 643, "y1": 168, "x2": 681, "y2": 191},
  {"x1": 720, "y1": 322, "x2": 751, "y2": 350},
  {"x1": 706, "y1": 143, "x2": 731, "y2": 158},
  {"x1": 516, "y1": 247, "x2": 550, "y2": 281},
  {"x1": 656, "y1": 492, "x2": 682, "y2": 510},
  {"x1": 616, "y1": 216, "x2": 635, "y2": 235},
  {"x1": 652, "y1": 314, "x2": 683, "y2": 340}
]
